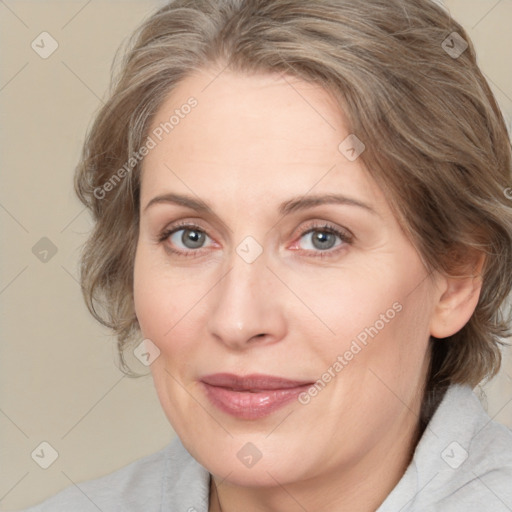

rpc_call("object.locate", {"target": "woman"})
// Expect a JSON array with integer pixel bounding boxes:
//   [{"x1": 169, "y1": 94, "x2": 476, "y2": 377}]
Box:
[{"x1": 22, "y1": 0, "x2": 512, "y2": 510}]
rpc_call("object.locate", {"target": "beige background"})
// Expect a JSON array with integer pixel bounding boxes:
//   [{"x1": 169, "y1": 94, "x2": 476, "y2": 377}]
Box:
[{"x1": 1, "y1": 1, "x2": 511, "y2": 510}]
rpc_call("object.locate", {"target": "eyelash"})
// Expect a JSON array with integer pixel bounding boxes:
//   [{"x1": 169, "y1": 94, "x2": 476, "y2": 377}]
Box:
[{"x1": 157, "y1": 220, "x2": 353, "y2": 259}]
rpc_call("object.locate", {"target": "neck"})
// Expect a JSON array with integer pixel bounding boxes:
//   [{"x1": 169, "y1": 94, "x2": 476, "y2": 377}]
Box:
[{"x1": 208, "y1": 408, "x2": 421, "y2": 512}]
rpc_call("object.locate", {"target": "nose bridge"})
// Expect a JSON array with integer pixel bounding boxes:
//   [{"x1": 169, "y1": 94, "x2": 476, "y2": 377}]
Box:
[
  {"x1": 220, "y1": 238, "x2": 269, "y2": 318},
  {"x1": 223, "y1": 229, "x2": 269, "y2": 296},
  {"x1": 207, "y1": 235, "x2": 286, "y2": 348}
]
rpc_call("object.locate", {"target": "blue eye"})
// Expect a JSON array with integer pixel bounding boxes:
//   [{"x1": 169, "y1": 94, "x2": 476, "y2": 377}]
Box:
[
  {"x1": 170, "y1": 227, "x2": 209, "y2": 250},
  {"x1": 158, "y1": 222, "x2": 352, "y2": 259},
  {"x1": 299, "y1": 229, "x2": 341, "y2": 251},
  {"x1": 158, "y1": 224, "x2": 213, "y2": 257},
  {"x1": 293, "y1": 223, "x2": 353, "y2": 258}
]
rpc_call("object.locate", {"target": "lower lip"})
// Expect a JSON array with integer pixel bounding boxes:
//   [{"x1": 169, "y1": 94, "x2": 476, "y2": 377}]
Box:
[{"x1": 201, "y1": 382, "x2": 311, "y2": 419}]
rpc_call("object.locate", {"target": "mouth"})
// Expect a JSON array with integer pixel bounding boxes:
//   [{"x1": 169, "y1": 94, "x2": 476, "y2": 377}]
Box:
[{"x1": 200, "y1": 373, "x2": 314, "y2": 419}]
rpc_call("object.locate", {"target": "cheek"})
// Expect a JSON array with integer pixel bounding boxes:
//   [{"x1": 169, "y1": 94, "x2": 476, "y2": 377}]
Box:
[
  {"x1": 133, "y1": 245, "x2": 178, "y2": 341},
  {"x1": 347, "y1": 278, "x2": 434, "y2": 404},
  {"x1": 296, "y1": 266, "x2": 402, "y2": 346},
  {"x1": 307, "y1": 260, "x2": 432, "y2": 380},
  {"x1": 133, "y1": 244, "x2": 209, "y2": 357}
]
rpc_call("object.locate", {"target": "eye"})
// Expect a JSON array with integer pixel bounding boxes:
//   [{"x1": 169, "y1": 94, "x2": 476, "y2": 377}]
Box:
[
  {"x1": 158, "y1": 221, "x2": 353, "y2": 259},
  {"x1": 293, "y1": 223, "x2": 353, "y2": 257},
  {"x1": 300, "y1": 230, "x2": 339, "y2": 251},
  {"x1": 171, "y1": 227, "x2": 209, "y2": 249},
  {"x1": 158, "y1": 223, "x2": 214, "y2": 256}
]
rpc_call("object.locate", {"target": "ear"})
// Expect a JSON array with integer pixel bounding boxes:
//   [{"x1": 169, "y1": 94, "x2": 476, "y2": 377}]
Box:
[{"x1": 429, "y1": 252, "x2": 485, "y2": 339}]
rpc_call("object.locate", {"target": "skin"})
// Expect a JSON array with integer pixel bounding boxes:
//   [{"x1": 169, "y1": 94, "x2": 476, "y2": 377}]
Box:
[{"x1": 133, "y1": 67, "x2": 483, "y2": 512}]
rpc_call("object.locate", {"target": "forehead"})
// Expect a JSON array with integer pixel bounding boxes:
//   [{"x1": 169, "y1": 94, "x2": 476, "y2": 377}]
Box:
[
  {"x1": 140, "y1": 68, "x2": 384, "y2": 211},
  {"x1": 149, "y1": 67, "x2": 345, "y2": 137}
]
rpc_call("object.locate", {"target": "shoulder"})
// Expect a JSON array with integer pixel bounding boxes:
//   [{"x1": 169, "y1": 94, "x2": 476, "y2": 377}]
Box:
[
  {"x1": 19, "y1": 438, "x2": 190, "y2": 512},
  {"x1": 420, "y1": 384, "x2": 512, "y2": 511},
  {"x1": 379, "y1": 384, "x2": 512, "y2": 512},
  {"x1": 435, "y1": 393, "x2": 512, "y2": 511}
]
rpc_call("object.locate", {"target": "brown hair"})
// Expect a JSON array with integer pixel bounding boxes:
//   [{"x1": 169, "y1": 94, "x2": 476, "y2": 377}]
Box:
[{"x1": 75, "y1": 0, "x2": 512, "y2": 417}]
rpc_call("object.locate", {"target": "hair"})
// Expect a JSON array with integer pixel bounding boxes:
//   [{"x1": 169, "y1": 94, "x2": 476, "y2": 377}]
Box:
[{"x1": 75, "y1": 0, "x2": 512, "y2": 423}]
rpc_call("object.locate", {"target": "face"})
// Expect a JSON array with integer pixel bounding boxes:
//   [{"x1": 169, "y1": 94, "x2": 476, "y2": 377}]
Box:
[{"x1": 133, "y1": 68, "x2": 439, "y2": 488}]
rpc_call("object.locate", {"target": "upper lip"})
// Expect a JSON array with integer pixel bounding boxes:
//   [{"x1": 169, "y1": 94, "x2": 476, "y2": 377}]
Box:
[{"x1": 201, "y1": 373, "x2": 314, "y2": 391}]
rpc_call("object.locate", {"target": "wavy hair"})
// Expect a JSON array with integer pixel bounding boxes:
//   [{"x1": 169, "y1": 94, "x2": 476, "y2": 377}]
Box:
[{"x1": 74, "y1": 0, "x2": 512, "y2": 421}]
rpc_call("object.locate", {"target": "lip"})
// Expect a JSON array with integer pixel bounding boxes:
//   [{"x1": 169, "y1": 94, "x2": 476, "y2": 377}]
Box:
[{"x1": 200, "y1": 373, "x2": 314, "y2": 420}]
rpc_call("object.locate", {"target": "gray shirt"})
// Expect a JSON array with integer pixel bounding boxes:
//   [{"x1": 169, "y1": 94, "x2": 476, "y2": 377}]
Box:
[{"x1": 18, "y1": 384, "x2": 512, "y2": 511}]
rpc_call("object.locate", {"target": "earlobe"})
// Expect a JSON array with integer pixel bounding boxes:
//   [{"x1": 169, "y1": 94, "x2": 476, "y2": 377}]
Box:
[{"x1": 429, "y1": 253, "x2": 485, "y2": 339}]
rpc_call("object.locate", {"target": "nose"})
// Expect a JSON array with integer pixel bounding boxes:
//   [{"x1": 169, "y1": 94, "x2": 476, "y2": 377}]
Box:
[{"x1": 206, "y1": 245, "x2": 287, "y2": 351}]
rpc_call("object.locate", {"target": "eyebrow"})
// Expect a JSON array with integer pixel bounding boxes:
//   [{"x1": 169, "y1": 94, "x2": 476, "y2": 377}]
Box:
[
  {"x1": 143, "y1": 192, "x2": 377, "y2": 217},
  {"x1": 144, "y1": 193, "x2": 213, "y2": 214},
  {"x1": 278, "y1": 194, "x2": 377, "y2": 216}
]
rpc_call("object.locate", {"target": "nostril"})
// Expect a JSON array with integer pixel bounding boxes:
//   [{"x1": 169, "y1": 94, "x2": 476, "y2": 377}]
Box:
[{"x1": 247, "y1": 333, "x2": 267, "y2": 343}]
